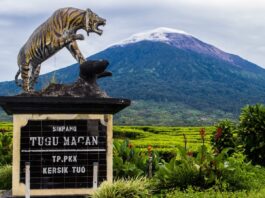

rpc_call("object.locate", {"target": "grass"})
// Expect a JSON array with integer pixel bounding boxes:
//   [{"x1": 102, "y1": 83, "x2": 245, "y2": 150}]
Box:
[
  {"x1": 92, "y1": 177, "x2": 151, "y2": 198},
  {"x1": 162, "y1": 187, "x2": 265, "y2": 198}
]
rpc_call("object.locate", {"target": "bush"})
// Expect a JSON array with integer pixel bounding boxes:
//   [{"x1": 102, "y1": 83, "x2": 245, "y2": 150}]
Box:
[
  {"x1": 153, "y1": 128, "x2": 233, "y2": 190},
  {"x1": 0, "y1": 132, "x2": 12, "y2": 166},
  {"x1": 238, "y1": 104, "x2": 265, "y2": 165},
  {"x1": 154, "y1": 144, "x2": 231, "y2": 190},
  {"x1": 92, "y1": 177, "x2": 151, "y2": 198},
  {"x1": 211, "y1": 119, "x2": 236, "y2": 154},
  {"x1": 113, "y1": 139, "x2": 160, "y2": 179},
  {"x1": 221, "y1": 152, "x2": 265, "y2": 191},
  {"x1": 154, "y1": 155, "x2": 199, "y2": 190},
  {"x1": 154, "y1": 143, "x2": 265, "y2": 192},
  {"x1": 0, "y1": 165, "x2": 12, "y2": 189}
]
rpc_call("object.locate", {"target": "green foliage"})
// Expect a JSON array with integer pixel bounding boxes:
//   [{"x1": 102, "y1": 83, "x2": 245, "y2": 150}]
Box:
[
  {"x1": 211, "y1": 119, "x2": 236, "y2": 154},
  {"x1": 0, "y1": 132, "x2": 12, "y2": 165},
  {"x1": 221, "y1": 152, "x2": 265, "y2": 191},
  {"x1": 238, "y1": 104, "x2": 265, "y2": 165},
  {"x1": 92, "y1": 177, "x2": 151, "y2": 198},
  {"x1": 154, "y1": 144, "x2": 230, "y2": 190},
  {"x1": 154, "y1": 153, "x2": 199, "y2": 190},
  {"x1": 154, "y1": 144, "x2": 265, "y2": 192},
  {"x1": 113, "y1": 139, "x2": 160, "y2": 179},
  {"x1": 0, "y1": 165, "x2": 12, "y2": 189}
]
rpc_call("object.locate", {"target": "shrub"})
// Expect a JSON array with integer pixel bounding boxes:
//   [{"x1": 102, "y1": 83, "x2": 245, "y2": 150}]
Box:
[
  {"x1": 238, "y1": 104, "x2": 265, "y2": 165},
  {"x1": 222, "y1": 152, "x2": 265, "y2": 191},
  {"x1": 153, "y1": 128, "x2": 234, "y2": 191},
  {"x1": 154, "y1": 143, "x2": 231, "y2": 190},
  {"x1": 0, "y1": 132, "x2": 12, "y2": 166},
  {"x1": 0, "y1": 165, "x2": 12, "y2": 189},
  {"x1": 154, "y1": 155, "x2": 199, "y2": 190},
  {"x1": 154, "y1": 148, "x2": 265, "y2": 192},
  {"x1": 211, "y1": 119, "x2": 236, "y2": 154},
  {"x1": 92, "y1": 177, "x2": 151, "y2": 198},
  {"x1": 154, "y1": 138, "x2": 265, "y2": 192},
  {"x1": 113, "y1": 139, "x2": 160, "y2": 179}
]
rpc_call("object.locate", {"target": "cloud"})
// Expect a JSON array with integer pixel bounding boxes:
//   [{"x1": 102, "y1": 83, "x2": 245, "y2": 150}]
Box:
[{"x1": 0, "y1": 0, "x2": 264, "y2": 81}]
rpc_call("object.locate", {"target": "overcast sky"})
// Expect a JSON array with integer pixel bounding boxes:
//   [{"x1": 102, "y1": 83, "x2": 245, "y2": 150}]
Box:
[{"x1": 0, "y1": 0, "x2": 264, "y2": 81}]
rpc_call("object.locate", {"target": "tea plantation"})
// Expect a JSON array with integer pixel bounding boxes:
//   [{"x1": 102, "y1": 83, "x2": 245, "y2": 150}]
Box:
[{"x1": 114, "y1": 125, "x2": 214, "y2": 156}]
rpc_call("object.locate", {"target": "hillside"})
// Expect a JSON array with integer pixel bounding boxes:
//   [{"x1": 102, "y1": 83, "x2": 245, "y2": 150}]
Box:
[{"x1": 1, "y1": 27, "x2": 265, "y2": 125}]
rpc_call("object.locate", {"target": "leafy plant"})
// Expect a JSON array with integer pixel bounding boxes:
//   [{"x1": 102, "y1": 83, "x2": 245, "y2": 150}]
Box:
[
  {"x1": 92, "y1": 177, "x2": 151, "y2": 198},
  {"x1": 113, "y1": 139, "x2": 160, "y2": 179},
  {"x1": 154, "y1": 144, "x2": 231, "y2": 190},
  {"x1": 154, "y1": 152, "x2": 199, "y2": 190},
  {"x1": 154, "y1": 124, "x2": 265, "y2": 192},
  {"x1": 211, "y1": 120, "x2": 236, "y2": 154},
  {"x1": 0, "y1": 132, "x2": 12, "y2": 165},
  {"x1": 0, "y1": 165, "x2": 12, "y2": 189},
  {"x1": 221, "y1": 152, "x2": 265, "y2": 191},
  {"x1": 238, "y1": 104, "x2": 265, "y2": 165}
]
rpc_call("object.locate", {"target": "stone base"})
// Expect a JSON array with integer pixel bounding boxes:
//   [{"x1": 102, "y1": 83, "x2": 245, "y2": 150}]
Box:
[{"x1": 0, "y1": 96, "x2": 130, "y2": 197}]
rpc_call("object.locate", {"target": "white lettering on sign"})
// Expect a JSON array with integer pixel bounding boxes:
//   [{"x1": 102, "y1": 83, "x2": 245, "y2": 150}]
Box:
[
  {"x1": 63, "y1": 136, "x2": 98, "y2": 146},
  {"x1": 52, "y1": 125, "x2": 77, "y2": 132},
  {"x1": 42, "y1": 166, "x2": 86, "y2": 174},
  {"x1": 30, "y1": 137, "x2": 59, "y2": 146},
  {"x1": 29, "y1": 136, "x2": 98, "y2": 147},
  {"x1": 72, "y1": 166, "x2": 86, "y2": 173},
  {"x1": 52, "y1": 155, "x2": 78, "y2": 163},
  {"x1": 42, "y1": 167, "x2": 68, "y2": 174}
]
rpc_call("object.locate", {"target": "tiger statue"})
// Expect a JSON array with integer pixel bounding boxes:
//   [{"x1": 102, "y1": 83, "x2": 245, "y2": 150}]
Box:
[{"x1": 16, "y1": 7, "x2": 106, "y2": 92}]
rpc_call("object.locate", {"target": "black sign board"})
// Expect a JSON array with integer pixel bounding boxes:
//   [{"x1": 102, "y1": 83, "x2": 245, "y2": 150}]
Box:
[{"x1": 20, "y1": 119, "x2": 107, "y2": 189}]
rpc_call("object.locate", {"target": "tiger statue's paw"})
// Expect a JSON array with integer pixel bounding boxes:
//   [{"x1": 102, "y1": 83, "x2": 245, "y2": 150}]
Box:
[{"x1": 73, "y1": 34, "x2": 85, "y2": 41}]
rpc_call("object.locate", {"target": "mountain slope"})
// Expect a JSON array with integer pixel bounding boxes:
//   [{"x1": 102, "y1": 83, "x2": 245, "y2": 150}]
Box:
[{"x1": 1, "y1": 27, "x2": 265, "y2": 125}]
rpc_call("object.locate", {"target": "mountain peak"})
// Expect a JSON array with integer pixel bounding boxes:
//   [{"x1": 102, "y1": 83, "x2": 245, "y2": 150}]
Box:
[
  {"x1": 111, "y1": 27, "x2": 191, "y2": 47},
  {"x1": 111, "y1": 27, "x2": 239, "y2": 65}
]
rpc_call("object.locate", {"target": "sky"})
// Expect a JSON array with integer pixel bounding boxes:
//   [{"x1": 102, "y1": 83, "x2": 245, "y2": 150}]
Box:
[{"x1": 0, "y1": 0, "x2": 264, "y2": 81}]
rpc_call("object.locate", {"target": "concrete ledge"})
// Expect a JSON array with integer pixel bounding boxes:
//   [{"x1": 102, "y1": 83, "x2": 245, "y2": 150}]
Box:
[{"x1": 0, "y1": 96, "x2": 130, "y2": 115}]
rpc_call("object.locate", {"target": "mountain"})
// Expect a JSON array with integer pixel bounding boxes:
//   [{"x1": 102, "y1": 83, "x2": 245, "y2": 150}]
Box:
[{"x1": 1, "y1": 27, "x2": 265, "y2": 125}]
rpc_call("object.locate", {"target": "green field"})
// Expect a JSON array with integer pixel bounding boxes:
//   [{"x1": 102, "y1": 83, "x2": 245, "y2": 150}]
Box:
[{"x1": 113, "y1": 125, "x2": 214, "y2": 153}]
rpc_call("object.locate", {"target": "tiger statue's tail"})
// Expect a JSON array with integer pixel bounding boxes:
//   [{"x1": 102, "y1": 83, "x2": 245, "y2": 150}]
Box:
[{"x1": 15, "y1": 68, "x2": 22, "y2": 87}]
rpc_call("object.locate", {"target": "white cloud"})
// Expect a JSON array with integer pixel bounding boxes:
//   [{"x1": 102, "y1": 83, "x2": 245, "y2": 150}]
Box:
[{"x1": 0, "y1": 0, "x2": 264, "y2": 81}]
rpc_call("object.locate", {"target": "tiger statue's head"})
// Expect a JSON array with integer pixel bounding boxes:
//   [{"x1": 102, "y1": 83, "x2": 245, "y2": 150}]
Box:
[{"x1": 85, "y1": 8, "x2": 106, "y2": 36}]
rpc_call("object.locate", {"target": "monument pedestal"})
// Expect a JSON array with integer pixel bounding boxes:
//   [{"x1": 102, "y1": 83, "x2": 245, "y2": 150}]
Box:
[{"x1": 0, "y1": 97, "x2": 130, "y2": 197}]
